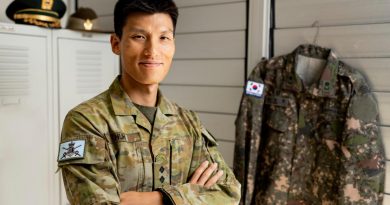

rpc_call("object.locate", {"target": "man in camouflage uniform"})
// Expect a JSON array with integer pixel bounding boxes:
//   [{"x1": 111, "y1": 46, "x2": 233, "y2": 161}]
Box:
[
  {"x1": 234, "y1": 44, "x2": 385, "y2": 205},
  {"x1": 57, "y1": 0, "x2": 240, "y2": 204}
]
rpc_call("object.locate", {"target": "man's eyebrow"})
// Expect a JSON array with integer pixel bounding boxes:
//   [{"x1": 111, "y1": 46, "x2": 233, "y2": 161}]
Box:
[
  {"x1": 129, "y1": 28, "x2": 147, "y2": 33},
  {"x1": 128, "y1": 28, "x2": 174, "y2": 34},
  {"x1": 161, "y1": 29, "x2": 174, "y2": 34}
]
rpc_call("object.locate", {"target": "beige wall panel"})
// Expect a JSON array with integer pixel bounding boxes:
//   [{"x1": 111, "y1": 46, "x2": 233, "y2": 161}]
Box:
[
  {"x1": 276, "y1": 0, "x2": 390, "y2": 28},
  {"x1": 274, "y1": 24, "x2": 390, "y2": 58},
  {"x1": 376, "y1": 92, "x2": 390, "y2": 126},
  {"x1": 177, "y1": 2, "x2": 246, "y2": 33},
  {"x1": 175, "y1": 0, "x2": 244, "y2": 8},
  {"x1": 384, "y1": 194, "x2": 390, "y2": 203},
  {"x1": 385, "y1": 162, "x2": 390, "y2": 193},
  {"x1": 164, "y1": 59, "x2": 245, "y2": 86},
  {"x1": 342, "y1": 58, "x2": 390, "y2": 92},
  {"x1": 160, "y1": 85, "x2": 242, "y2": 114},
  {"x1": 217, "y1": 140, "x2": 235, "y2": 167},
  {"x1": 381, "y1": 126, "x2": 390, "y2": 160},
  {"x1": 175, "y1": 31, "x2": 246, "y2": 59},
  {"x1": 198, "y1": 113, "x2": 236, "y2": 141},
  {"x1": 78, "y1": 0, "x2": 116, "y2": 15}
]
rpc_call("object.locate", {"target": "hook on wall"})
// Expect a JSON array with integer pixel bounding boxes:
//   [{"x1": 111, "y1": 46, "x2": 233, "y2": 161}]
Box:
[{"x1": 311, "y1": 20, "x2": 320, "y2": 45}]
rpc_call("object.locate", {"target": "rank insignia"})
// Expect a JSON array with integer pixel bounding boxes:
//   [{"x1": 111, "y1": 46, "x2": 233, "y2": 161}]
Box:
[
  {"x1": 246, "y1": 80, "x2": 264, "y2": 97},
  {"x1": 58, "y1": 140, "x2": 85, "y2": 162}
]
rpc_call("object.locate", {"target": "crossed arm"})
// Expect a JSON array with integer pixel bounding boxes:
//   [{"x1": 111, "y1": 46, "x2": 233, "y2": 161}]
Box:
[{"x1": 120, "y1": 161, "x2": 224, "y2": 205}]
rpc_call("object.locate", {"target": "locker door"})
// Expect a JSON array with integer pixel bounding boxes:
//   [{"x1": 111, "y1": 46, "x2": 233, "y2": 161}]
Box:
[
  {"x1": 57, "y1": 37, "x2": 119, "y2": 125},
  {"x1": 56, "y1": 32, "x2": 119, "y2": 205},
  {"x1": 0, "y1": 26, "x2": 55, "y2": 205}
]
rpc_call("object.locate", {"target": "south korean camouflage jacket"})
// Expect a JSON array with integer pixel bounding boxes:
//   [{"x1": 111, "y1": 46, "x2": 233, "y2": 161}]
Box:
[{"x1": 234, "y1": 44, "x2": 385, "y2": 205}]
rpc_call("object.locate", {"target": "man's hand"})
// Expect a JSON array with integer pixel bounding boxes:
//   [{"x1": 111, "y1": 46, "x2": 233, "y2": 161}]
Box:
[
  {"x1": 189, "y1": 161, "x2": 224, "y2": 188},
  {"x1": 120, "y1": 161, "x2": 223, "y2": 204},
  {"x1": 120, "y1": 191, "x2": 163, "y2": 205}
]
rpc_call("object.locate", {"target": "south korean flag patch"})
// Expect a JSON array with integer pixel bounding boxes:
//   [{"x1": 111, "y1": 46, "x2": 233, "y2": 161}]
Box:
[
  {"x1": 246, "y1": 80, "x2": 264, "y2": 97},
  {"x1": 58, "y1": 140, "x2": 86, "y2": 162}
]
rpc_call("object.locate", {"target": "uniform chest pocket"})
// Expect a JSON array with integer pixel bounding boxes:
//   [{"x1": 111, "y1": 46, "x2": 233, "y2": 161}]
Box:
[
  {"x1": 112, "y1": 132, "x2": 145, "y2": 192},
  {"x1": 266, "y1": 108, "x2": 290, "y2": 132},
  {"x1": 265, "y1": 96, "x2": 291, "y2": 132},
  {"x1": 170, "y1": 138, "x2": 192, "y2": 185}
]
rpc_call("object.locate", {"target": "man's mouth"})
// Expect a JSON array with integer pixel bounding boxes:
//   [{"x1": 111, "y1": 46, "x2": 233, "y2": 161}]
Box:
[{"x1": 139, "y1": 61, "x2": 163, "y2": 67}]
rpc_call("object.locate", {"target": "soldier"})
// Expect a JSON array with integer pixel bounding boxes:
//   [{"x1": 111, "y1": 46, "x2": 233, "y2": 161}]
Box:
[{"x1": 57, "y1": 0, "x2": 240, "y2": 204}]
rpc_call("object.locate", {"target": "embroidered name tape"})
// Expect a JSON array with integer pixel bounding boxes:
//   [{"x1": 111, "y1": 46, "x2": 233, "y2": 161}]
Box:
[
  {"x1": 246, "y1": 80, "x2": 264, "y2": 97},
  {"x1": 58, "y1": 140, "x2": 86, "y2": 162}
]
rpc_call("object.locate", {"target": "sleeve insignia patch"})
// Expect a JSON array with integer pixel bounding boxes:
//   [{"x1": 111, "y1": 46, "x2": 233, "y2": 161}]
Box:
[
  {"x1": 58, "y1": 140, "x2": 86, "y2": 162},
  {"x1": 246, "y1": 80, "x2": 264, "y2": 97}
]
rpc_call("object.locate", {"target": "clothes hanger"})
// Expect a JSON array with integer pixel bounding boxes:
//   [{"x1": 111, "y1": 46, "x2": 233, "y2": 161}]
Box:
[{"x1": 311, "y1": 20, "x2": 320, "y2": 45}]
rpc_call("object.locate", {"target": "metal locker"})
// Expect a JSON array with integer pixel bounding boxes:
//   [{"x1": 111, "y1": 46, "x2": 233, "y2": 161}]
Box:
[{"x1": 0, "y1": 23, "x2": 58, "y2": 205}]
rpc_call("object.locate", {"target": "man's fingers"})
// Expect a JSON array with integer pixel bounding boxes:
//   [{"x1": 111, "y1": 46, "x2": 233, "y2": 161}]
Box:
[
  {"x1": 189, "y1": 161, "x2": 209, "y2": 183},
  {"x1": 204, "y1": 170, "x2": 224, "y2": 188},
  {"x1": 197, "y1": 163, "x2": 218, "y2": 185}
]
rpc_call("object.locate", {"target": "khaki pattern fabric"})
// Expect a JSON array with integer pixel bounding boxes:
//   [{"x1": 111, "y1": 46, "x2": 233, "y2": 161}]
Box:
[
  {"x1": 234, "y1": 44, "x2": 385, "y2": 205},
  {"x1": 58, "y1": 76, "x2": 241, "y2": 205}
]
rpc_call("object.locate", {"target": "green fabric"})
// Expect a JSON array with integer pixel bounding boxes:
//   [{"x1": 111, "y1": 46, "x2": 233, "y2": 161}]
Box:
[{"x1": 133, "y1": 103, "x2": 157, "y2": 126}]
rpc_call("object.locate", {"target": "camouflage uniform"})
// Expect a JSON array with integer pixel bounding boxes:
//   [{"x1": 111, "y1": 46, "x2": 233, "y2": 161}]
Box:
[
  {"x1": 58, "y1": 76, "x2": 241, "y2": 205},
  {"x1": 234, "y1": 44, "x2": 385, "y2": 205}
]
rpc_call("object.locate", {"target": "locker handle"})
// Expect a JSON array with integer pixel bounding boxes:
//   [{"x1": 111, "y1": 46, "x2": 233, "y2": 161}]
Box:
[{"x1": 1, "y1": 97, "x2": 20, "y2": 105}]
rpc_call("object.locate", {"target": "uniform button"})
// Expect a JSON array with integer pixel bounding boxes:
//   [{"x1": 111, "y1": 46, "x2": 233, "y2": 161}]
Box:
[
  {"x1": 159, "y1": 167, "x2": 165, "y2": 173},
  {"x1": 160, "y1": 176, "x2": 165, "y2": 183}
]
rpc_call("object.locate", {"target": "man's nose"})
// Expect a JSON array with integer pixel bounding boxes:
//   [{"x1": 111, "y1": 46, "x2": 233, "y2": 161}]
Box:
[{"x1": 144, "y1": 39, "x2": 158, "y2": 57}]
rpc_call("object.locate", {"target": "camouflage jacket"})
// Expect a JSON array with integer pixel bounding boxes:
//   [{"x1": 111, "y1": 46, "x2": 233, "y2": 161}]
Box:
[
  {"x1": 234, "y1": 44, "x2": 385, "y2": 205},
  {"x1": 58, "y1": 77, "x2": 241, "y2": 205}
]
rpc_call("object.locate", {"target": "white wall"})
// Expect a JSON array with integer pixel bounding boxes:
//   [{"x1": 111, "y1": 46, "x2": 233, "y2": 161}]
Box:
[{"x1": 274, "y1": 0, "x2": 390, "y2": 201}]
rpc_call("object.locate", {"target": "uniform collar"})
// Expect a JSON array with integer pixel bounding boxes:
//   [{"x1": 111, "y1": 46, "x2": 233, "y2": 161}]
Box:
[
  {"x1": 286, "y1": 44, "x2": 339, "y2": 98},
  {"x1": 109, "y1": 76, "x2": 177, "y2": 116}
]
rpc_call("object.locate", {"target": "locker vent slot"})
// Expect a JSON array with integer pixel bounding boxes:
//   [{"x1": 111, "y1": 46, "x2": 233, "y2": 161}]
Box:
[
  {"x1": 76, "y1": 50, "x2": 103, "y2": 94},
  {"x1": 0, "y1": 45, "x2": 29, "y2": 96}
]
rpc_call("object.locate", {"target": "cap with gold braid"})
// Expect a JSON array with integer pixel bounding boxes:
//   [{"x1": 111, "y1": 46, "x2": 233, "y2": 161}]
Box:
[{"x1": 6, "y1": 0, "x2": 67, "y2": 28}]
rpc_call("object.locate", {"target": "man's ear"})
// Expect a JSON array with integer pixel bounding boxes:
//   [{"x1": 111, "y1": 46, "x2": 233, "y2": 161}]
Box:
[{"x1": 110, "y1": 34, "x2": 121, "y2": 55}]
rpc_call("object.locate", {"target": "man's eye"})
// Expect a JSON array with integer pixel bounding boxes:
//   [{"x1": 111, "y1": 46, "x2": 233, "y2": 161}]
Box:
[
  {"x1": 132, "y1": 35, "x2": 145, "y2": 39},
  {"x1": 161, "y1": 36, "x2": 171, "y2": 40}
]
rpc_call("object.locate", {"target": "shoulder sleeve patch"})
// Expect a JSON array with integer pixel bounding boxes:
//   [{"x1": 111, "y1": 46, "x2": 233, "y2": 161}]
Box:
[
  {"x1": 246, "y1": 81, "x2": 264, "y2": 98},
  {"x1": 201, "y1": 127, "x2": 218, "y2": 146},
  {"x1": 58, "y1": 140, "x2": 86, "y2": 162}
]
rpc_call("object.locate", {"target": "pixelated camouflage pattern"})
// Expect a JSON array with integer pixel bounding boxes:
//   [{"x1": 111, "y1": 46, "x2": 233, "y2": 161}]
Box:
[
  {"x1": 234, "y1": 44, "x2": 385, "y2": 205},
  {"x1": 58, "y1": 76, "x2": 241, "y2": 205}
]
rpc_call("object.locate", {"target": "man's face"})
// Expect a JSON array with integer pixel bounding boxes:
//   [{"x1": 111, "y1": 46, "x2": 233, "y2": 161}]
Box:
[{"x1": 111, "y1": 12, "x2": 175, "y2": 86}]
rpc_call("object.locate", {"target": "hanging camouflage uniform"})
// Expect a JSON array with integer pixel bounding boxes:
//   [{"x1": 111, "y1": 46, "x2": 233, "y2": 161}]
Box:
[
  {"x1": 58, "y1": 76, "x2": 241, "y2": 205},
  {"x1": 234, "y1": 44, "x2": 385, "y2": 205}
]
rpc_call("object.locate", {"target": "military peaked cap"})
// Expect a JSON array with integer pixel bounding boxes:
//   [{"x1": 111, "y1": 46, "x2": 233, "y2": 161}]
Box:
[
  {"x1": 66, "y1": 7, "x2": 111, "y2": 33},
  {"x1": 6, "y1": 0, "x2": 67, "y2": 28}
]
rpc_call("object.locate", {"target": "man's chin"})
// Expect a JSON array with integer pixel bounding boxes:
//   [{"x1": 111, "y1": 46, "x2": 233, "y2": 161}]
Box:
[{"x1": 139, "y1": 80, "x2": 161, "y2": 86}]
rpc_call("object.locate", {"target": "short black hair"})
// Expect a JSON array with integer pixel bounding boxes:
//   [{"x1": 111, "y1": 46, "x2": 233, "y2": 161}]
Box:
[{"x1": 114, "y1": 0, "x2": 179, "y2": 38}]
